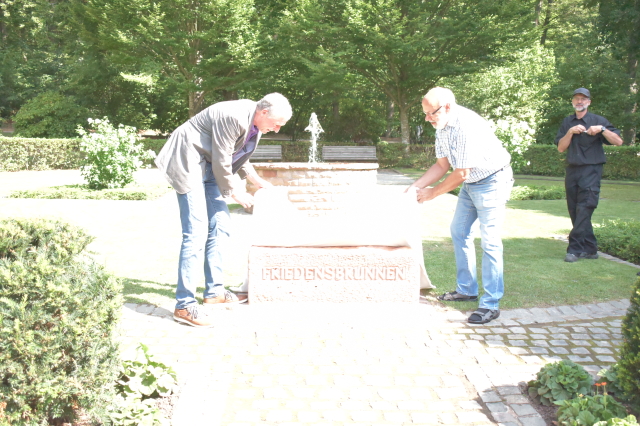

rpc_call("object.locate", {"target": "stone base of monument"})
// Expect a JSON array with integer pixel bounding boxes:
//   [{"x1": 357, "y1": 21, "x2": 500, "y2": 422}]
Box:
[{"x1": 248, "y1": 245, "x2": 420, "y2": 303}]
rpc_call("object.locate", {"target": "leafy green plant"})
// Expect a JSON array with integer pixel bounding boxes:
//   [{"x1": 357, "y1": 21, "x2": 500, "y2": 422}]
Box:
[
  {"x1": 105, "y1": 394, "x2": 169, "y2": 426},
  {"x1": 117, "y1": 343, "x2": 177, "y2": 399},
  {"x1": 595, "y1": 219, "x2": 640, "y2": 265},
  {"x1": 528, "y1": 360, "x2": 594, "y2": 406},
  {"x1": 597, "y1": 366, "x2": 628, "y2": 401},
  {"x1": 78, "y1": 117, "x2": 155, "y2": 189},
  {"x1": 510, "y1": 185, "x2": 565, "y2": 200},
  {"x1": 556, "y1": 394, "x2": 628, "y2": 426},
  {"x1": 617, "y1": 276, "x2": 640, "y2": 409},
  {"x1": 106, "y1": 343, "x2": 177, "y2": 426},
  {"x1": 594, "y1": 415, "x2": 639, "y2": 426}
]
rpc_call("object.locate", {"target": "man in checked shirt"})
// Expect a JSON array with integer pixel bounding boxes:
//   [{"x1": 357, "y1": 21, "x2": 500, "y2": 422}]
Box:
[{"x1": 406, "y1": 87, "x2": 513, "y2": 324}]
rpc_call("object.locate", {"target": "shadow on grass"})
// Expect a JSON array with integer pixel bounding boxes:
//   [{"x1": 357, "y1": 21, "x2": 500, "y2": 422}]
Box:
[
  {"x1": 121, "y1": 277, "x2": 229, "y2": 308},
  {"x1": 422, "y1": 237, "x2": 639, "y2": 310},
  {"x1": 121, "y1": 277, "x2": 175, "y2": 306}
]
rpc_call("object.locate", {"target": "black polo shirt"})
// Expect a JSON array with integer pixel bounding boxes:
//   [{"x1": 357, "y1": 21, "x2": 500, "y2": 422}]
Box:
[{"x1": 554, "y1": 112, "x2": 620, "y2": 166}]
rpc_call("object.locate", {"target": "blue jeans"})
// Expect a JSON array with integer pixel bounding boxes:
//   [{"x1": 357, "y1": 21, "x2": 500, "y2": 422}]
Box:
[
  {"x1": 450, "y1": 166, "x2": 513, "y2": 310},
  {"x1": 175, "y1": 163, "x2": 230, "y2": 309}
]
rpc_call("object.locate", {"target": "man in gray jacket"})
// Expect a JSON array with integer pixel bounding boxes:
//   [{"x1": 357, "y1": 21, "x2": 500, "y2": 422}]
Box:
[{"x1": 156, "y1": 93, "x2": 292, "y2": 327}]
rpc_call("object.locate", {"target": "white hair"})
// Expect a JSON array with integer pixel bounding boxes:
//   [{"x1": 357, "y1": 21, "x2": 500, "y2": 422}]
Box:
[
  {"x1": 256, "y1": 93, "x2": 293, "y2": 120},
  {"x1": 424, "y1": 87, "x2": 457, "y2": 106}
]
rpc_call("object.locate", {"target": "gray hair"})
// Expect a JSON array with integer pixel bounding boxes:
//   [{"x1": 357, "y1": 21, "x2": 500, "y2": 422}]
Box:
[
  {"x1": 256, "y1": 93, "x2": 293, "y2": 120},
  {"x1": 424, "y1": 87, "x2": 457, "y2": 106}
]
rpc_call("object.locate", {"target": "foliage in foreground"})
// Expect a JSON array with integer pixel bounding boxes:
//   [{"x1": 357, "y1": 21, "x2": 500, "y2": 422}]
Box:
[
  {"x1": 528, "y1": 360, "x2": 593, "y2": 406},
  {"x1": 597, "y1": 366, "x2": 628, "y2": 402},
  {"x1": 0, "y1": 218, "x2": 122, "y2": 425},
  {"x1": 617, "y1": 276, "x2": 640, "y2": 408},
  {"x1": 595, "y1": 220, "x2": 640, "y2": 265},
  {"x1": 594, "y1": 415, "x2": 639, "y2": 426},
  {"x1": 556, "y1": 392, "x2": 628, "y2": 426},
  {"x1": 8, "y1": 184, "x2": 172, "y2": 201},
  {"x1": 106, "y1": 343, "x2": 177, "y2": 426},
  {"x1": 78, "y1": 118, "x2": 155, "y2": 190}
]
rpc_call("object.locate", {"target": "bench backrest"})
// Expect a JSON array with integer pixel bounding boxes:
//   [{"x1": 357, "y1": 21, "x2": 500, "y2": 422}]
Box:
[
  {"x1": 322, "y1": 146, "x2": 377, "y2": 161},
  {"x1": 252, "y1": 145, "x2": 282, "y2": 161}
]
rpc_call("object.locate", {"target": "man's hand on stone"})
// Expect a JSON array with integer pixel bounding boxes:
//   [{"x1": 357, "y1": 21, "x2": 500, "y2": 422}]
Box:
[
  {"x1": 248, "y1": 174, "x2": 273, "y2": 189},
  {"x1": 255, "y1": 178, "x2": 273, "y2": 189},
  {"x1": 232, "y1": 192, "x2": 254, "y2": 209}
]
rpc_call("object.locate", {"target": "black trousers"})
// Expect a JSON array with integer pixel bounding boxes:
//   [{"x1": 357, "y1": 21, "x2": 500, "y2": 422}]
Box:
[{"x1": 565, "y1": 164, "x2": 603, "y2": 255}]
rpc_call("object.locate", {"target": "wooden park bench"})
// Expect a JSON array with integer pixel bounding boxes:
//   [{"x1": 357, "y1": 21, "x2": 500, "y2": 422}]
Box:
[
  {"x1": 251, "y1": 145, "x2": 282, "y2": 161},
  {"x1": 322, "y1": 146, "x2": 378, "y2": 162}
]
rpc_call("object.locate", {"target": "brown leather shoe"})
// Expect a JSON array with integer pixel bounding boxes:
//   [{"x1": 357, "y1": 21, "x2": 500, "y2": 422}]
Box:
[
  {"x1": 173, "y1": 305, "x2": 214, "y2": 328},
  {"x1": 204, "y1": 290, "x2": 245, "y2": 306}
]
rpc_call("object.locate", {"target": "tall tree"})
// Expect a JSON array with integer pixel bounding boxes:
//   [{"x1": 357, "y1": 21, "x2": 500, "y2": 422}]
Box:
[
  {"x1": 289, "y1": 0, "x2": 535, "y2": 144},
  {"x1": 73, "y1": 0, "x2": 259, "y2": 117},
  {"x1": 0, "y1": 0, "x2": 71, "y2": 118},
  {"x1": 598, "y1": 0, "x2": 640, "y2": 144}
]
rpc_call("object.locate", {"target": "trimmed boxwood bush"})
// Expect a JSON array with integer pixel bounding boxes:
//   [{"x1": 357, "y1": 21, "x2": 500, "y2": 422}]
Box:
[
  {"x1": 617, "y1": 276, "x2": 640, "y2": 409},
  {"x1": 0, "y1": 136, "x2": 82, "y2": 172},
  {"x1": 0, "y1": 218, "x2": 122, "y2": 425},
  {"x1": 595, "y1": 219, "x2": 640, "y2": 265},
  {"x1": 510, "y1": 185, "x2": 565, "y2": 200}
]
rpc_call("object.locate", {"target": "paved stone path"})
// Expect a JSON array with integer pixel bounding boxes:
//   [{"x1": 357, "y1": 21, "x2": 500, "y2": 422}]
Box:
[{"x1": 120, "y1": 298, "x2": 629, "y2": 426}]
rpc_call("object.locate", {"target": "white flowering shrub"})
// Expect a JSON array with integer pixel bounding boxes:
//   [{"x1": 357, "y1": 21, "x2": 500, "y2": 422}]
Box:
[
  {"x1": 489, "y1": 117, "x2": 536, "y2": 173},
  {"x1": 77, "y1": 118, "x2": 155, "y2": 189}
]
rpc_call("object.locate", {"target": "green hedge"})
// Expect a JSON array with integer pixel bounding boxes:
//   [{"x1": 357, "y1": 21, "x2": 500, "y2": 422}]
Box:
[
  {"x1": 595, "y1": 219, "x2": 640, "y2": 265},
  {"x1": 521, "y1": 145, "x2": 640, "y2": 181},
  {"x1": 3, "y1": 136, "x2": 639, "y2": 180},
  {"x1": 0, "y1": 136, "x2": 82, "y2": 172},
  {"x1": 0, "y1": 218, "x2": 122, "y2": 425}
]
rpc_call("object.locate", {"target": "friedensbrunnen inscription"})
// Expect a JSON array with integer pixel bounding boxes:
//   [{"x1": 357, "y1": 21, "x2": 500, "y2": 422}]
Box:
[{"x1": 261, "y1": 266, "x2": 411, "y2": 281}]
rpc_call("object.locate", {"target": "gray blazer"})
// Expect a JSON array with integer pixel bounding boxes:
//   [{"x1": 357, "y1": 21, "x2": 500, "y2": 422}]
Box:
[{"x1": 155, "y1": 99, "x2": 260, "y2": 195}]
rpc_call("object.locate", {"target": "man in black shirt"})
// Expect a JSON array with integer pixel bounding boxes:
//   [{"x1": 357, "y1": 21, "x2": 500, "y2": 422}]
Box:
[{"x1": 555, "y1": 88, "x2": 623, "y2": 262}]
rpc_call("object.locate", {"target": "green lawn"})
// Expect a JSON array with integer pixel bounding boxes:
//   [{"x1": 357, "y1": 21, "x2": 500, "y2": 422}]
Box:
[{"x1": 395, "y1": 168, "x2": 640, "y2": 309}]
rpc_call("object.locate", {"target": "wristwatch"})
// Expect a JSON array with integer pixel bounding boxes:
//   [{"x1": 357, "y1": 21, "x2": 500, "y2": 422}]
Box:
[{"x1": 600, "y1": 125, "x2": 606, "y2": 133}]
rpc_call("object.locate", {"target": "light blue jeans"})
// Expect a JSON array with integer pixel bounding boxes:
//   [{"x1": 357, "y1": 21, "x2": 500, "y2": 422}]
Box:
[
  {"x1": 175, "y1": 163, "x2": 230, "y2": 309},
  {"x1": 450, "y1": 166, "x2": 513, "y2": 310}
]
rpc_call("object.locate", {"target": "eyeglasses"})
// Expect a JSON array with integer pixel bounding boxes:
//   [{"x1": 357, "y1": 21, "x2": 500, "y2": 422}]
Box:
[{"x1": 424, "y1": 105, "x2": 443, "y2": 117}]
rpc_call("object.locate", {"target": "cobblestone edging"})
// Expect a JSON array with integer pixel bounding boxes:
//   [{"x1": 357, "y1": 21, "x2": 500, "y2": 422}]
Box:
[{"x1": 120, "y1": 298, "x2": 630, "y2": 425}]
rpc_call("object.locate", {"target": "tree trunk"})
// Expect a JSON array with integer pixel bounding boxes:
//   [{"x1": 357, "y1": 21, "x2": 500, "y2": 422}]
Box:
[
  {"x1": 540, "y1": 0, "x2": 553, "y2": 45},
  {"x1": 222, "y1": 90, "x2": 238, "y2": 101},
  {"x1": 399, "y1": 105, "x2": 410, "y2": 145},
  {"x1": 188, "y1": 91, "x2": 205, "y2": 117},
  {"x1": 385, "y1": 100, "x2": 395, "y2": 137},
  {"x1": 534, "y1": 0, "x2": 542, "y2": 26}
]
